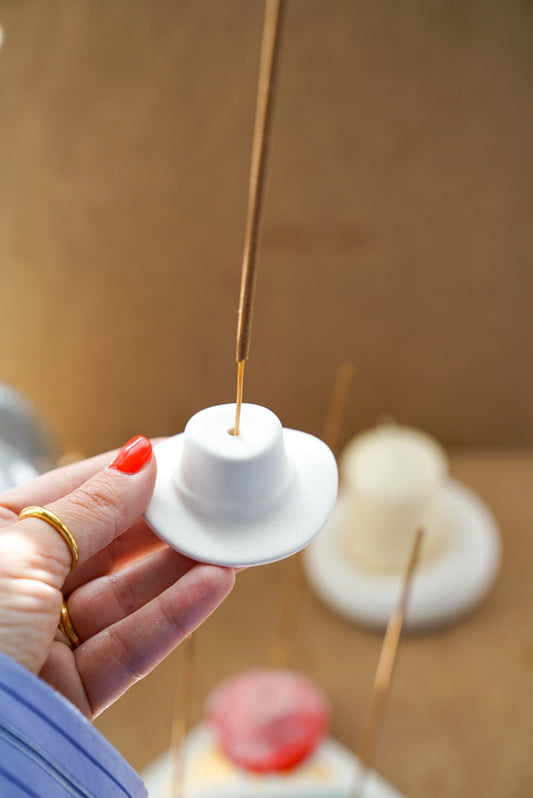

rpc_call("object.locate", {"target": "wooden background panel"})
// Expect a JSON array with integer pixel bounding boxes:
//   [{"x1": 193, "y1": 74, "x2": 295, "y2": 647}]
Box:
[{"x1": 0, "y1": 0, "x2": 532, "y2": 454}]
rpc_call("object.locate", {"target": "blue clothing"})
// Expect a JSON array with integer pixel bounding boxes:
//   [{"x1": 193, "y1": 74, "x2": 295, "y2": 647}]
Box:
[{"x1": 0, "y1": 650, "x2": 147, "y2": 797}]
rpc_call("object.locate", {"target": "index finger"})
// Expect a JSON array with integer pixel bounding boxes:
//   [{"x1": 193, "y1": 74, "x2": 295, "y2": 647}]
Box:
[{"x1": 3, "y1": 441, "x2": 158, "y2": 590}]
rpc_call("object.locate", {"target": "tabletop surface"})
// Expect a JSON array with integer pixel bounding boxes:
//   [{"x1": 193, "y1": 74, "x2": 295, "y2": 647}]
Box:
[{"x1": 95, "y1": 450, "x2": 533, "y2": 798}]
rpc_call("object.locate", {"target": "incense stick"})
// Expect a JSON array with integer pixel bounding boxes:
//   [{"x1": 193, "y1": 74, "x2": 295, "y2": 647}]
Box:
[
  {"x1": 168, "y1": 634, "x2": 195, "y2": 798},
  {"x1": 269, "y1": 554, "x2": 305, "y2": 668},
  {"x1": 322, "y1": 362, "x2": 355, "y2": 450},
  {"x1": 233, "y1": 0, "x2": 285, "y2": 435},
  {"x1": 269, "y1": 362, "x2": 354, "y2": 668},
  {"x1": 353, "y1": 528, "x2": 424, "y2": 795},
  {"x1": 167, "y1": 4, "x2": 285, "y2": 787}
]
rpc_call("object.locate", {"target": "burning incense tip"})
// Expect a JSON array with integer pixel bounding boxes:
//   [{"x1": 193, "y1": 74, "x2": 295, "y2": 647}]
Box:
[{"x1": 231, "y1": 360, "x2": 246, "y2": 436}]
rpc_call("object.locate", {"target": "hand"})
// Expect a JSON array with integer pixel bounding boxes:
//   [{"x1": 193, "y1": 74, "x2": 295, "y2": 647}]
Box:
[{"x1": 0, "y1": 437, "x2": 235, "y2": 718}]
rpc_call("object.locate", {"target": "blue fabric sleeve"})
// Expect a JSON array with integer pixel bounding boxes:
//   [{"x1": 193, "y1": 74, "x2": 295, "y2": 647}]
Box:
[{"x1": 0, "y1": 649, "x2": 147, "y2": 797}]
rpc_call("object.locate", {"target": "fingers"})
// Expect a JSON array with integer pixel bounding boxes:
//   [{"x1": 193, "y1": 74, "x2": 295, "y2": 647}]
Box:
[
  {"x1": 66, "y1": 547, "x2": 197, "y2": 640},
  {"x1": 75, "y1": 565, "x2": 235, "y2": 717},
  {"x1": 38, "y1": 642, "x2": 92, "y2": 717},
  {"x1": 63, "y1": 518, "x2": 167, "y2": 593},
  {"x1": 11, "y1": 443, "x2": 157, "y2": 589}
]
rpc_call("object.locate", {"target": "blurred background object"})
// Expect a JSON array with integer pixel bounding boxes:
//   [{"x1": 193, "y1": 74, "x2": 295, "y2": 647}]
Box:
[{"x1": 0, "y1": 382, "x2": 57, "y2": 491}]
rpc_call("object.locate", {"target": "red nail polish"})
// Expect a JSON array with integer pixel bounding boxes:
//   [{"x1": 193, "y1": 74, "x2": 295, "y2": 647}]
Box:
[{"x1": 109, "y1": 436, "x2": 152, "y2": 474}]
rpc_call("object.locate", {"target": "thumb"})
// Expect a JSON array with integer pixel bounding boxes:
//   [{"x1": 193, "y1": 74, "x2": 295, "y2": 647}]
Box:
[{"x1": 14, "y1": 436, "x2": 157, "y2": 588}]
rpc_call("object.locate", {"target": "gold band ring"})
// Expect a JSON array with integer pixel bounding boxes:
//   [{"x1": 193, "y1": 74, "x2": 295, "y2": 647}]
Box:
[
  {"x1": 58, "y1": 601, "x2": 81, "y2": 650},
  {"x1": 18, "y1": 506, "x2": 79, "y2": 573}
]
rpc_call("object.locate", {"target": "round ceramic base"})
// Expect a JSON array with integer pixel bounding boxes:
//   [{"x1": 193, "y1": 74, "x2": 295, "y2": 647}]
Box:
[
  {"x1": 304, "y1": 480, "x2": 501, "y2": 631},
  {"x1": 145, "y1": 427, "x2": 338, "y2": 568},
  {"x1": 142, "y1": 725, "x2": 406, "y2": 798}
]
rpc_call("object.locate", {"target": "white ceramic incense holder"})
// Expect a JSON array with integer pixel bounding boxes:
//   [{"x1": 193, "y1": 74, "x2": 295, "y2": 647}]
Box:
[
  {"x1": 145, "y1": 403, "x2": 338, "y2": 567},
  {"x1": 304, "y1": 425, "x2": 501, "y2": 631}
]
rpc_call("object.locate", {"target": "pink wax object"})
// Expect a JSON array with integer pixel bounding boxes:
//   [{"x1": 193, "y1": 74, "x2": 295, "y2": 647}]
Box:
[{"x1": 206, "y1": 668, "x2": 330, "y2": 773}]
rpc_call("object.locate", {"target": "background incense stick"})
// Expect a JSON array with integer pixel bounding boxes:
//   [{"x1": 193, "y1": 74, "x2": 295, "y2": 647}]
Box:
[
  {"x1": 168, "y1": 634, "x2": 195, "y2": 798},
  {"x1": 353, "y1": 528, "x2": 424, "y2": 795},
  {"x1": 233, "y1": 0, "x2": 285, "y2": 435},
  {"x1": 268, "y1": 553, "x2": 305, "y2": 669},
  {"x1": 322, "y1": 362, "x2": 356, "y2": 453},
  {"x1": 269, "y1": 362, "x2": 354, "y2": 668}
]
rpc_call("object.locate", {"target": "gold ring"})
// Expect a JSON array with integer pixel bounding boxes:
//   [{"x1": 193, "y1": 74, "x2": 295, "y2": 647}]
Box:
[
  {"x1": 18, "y1": 506, "x2": 79, "y2": 573},
  {"x1": 58, "y1": 601, "x2": 81, "y2": 650}
]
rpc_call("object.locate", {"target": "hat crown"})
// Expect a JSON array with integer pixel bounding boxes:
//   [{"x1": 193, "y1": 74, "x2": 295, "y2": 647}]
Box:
[{"x1": 175, "y1": 404, "x2": 291, "y2": 510}]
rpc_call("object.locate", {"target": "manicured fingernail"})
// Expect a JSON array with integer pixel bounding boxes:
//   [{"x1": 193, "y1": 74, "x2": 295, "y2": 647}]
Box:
[{"x1": 109, "y1": 436, "x2": 152, "y2": 474}]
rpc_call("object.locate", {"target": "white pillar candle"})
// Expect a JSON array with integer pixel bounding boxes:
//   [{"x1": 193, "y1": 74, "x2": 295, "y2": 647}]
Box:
[{"x1": 339, "y1": 425, "x2": 448, "y2": 572}]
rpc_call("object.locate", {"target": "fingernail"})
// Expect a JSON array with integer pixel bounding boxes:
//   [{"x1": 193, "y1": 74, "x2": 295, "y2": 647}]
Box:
[{"x1": 109, "y1": 436, "x2": 153, "y2": 474}]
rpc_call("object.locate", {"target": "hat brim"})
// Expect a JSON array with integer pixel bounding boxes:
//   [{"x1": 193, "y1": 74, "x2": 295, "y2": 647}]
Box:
[
  {"x1": 145, "y1": 429, "x2": 338, "y2": 567},
  {"x1": 304, "y1": 480, "x2": 501, "y2": 630}
]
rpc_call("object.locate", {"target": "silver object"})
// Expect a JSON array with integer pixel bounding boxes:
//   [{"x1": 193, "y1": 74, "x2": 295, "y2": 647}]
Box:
[{"x1": 0, "y1": 383, "x2": 57, "y2": 491}]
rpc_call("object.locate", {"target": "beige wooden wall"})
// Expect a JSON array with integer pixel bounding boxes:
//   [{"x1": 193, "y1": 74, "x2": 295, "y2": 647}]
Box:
[{"x1": 0, "y1": 0, "x2": 531, "y2": 456}]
